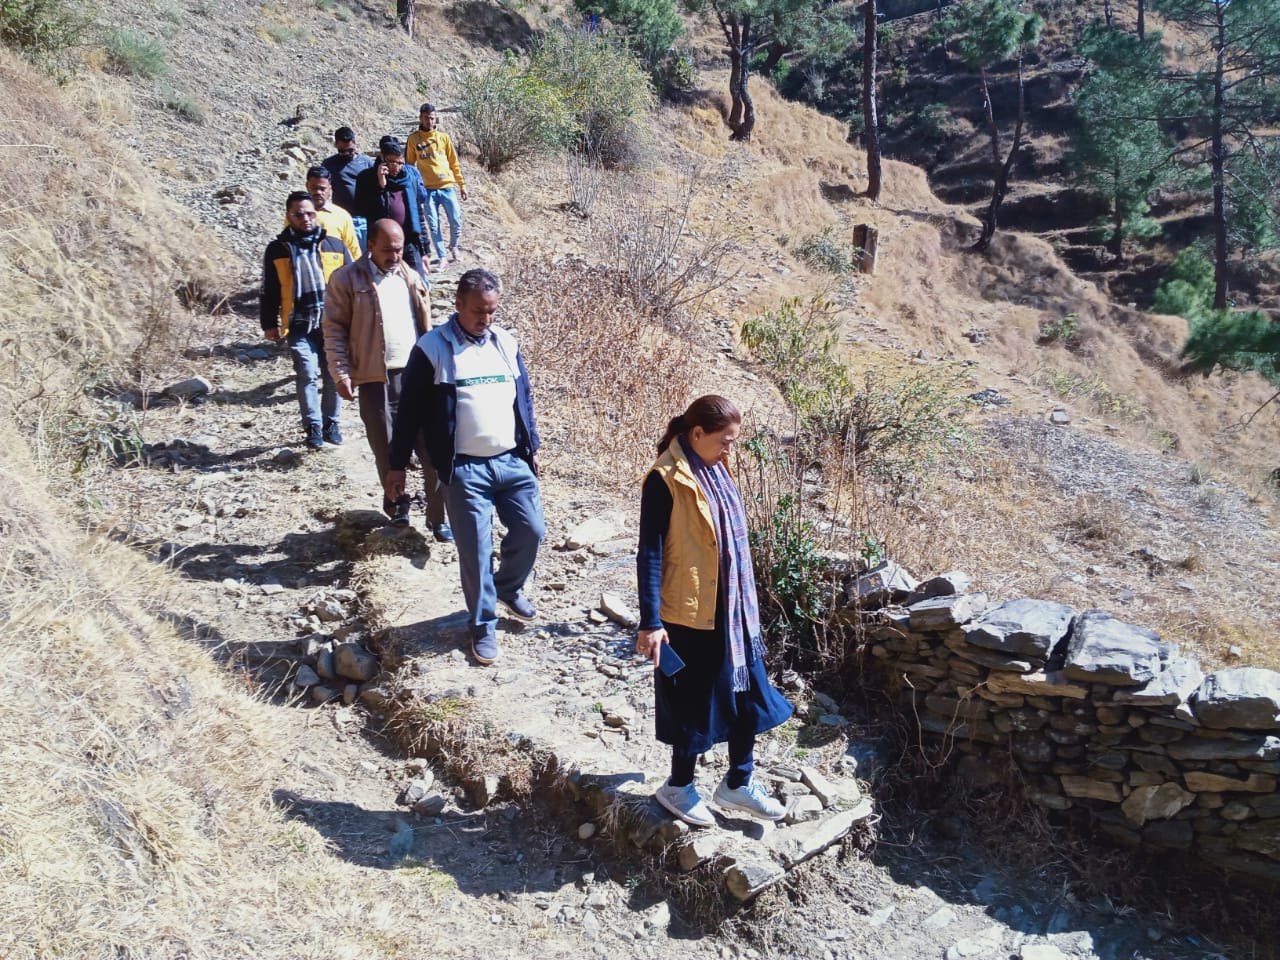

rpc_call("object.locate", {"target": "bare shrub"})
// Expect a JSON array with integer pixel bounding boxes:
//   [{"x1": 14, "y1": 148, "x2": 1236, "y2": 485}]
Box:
[
  {"x1": 502, "y1": 255, "x2": 697, "y2": 485},
  {"x1": 588, "y1": 165, "x2": 736, "y2": 331},
  {"x1": 563, "y1": 130, "x2": 604, "y2": 219}
]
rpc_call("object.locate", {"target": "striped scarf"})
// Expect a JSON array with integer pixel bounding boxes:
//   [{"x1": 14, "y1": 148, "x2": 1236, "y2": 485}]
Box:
[
  {"x1": 683, "y1": 437, "x2": 765, "y2": 692},
  {"x1": 286, "y1": 226, "x2": 327, "y2": 333}
]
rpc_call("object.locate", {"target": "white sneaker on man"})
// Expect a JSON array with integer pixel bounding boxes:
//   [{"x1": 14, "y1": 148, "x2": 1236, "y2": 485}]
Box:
[
  {"x1": 713, "y1": 775, "x2": 786, "y2": 821},
  {"x1": 654, "y1": 779, "x2": 715, "y2": 828}
]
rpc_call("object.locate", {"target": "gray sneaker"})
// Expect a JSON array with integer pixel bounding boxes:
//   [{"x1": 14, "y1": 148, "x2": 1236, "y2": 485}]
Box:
[
  {"x1": 654, "y1": 780, "x2": 715, "y2": 828},
  {"x1": 713, "y1": 776, "x2": 786, "y2": 821},
  {"x1": 471, "y1": 631, "x2": 500, "y2": 665}
]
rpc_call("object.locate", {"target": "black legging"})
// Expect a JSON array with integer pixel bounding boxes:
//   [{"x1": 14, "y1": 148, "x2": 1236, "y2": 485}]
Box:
[{"x1": 670, "y1": 729, "x2": 754, "y2": 789}]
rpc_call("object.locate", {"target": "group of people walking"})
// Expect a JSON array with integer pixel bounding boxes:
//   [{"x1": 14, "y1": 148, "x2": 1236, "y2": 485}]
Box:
[{"x1": 257, "y1": 112, "x2": 794, "y2": 827}]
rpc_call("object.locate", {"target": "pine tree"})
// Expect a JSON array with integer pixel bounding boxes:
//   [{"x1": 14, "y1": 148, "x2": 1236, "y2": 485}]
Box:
[
  {"x1": 935, "y1": 0, "x2": 1043, "y2": 252},
  {"x1": 1152, "y1": 0, "x2": 1280, "y2": 310},
  {"x1": 862, "y1": 0, "x2": 882, "y2": 200},
  {"x1": 1072, "y1": 24, "x2": 1173, "y2": 262}
]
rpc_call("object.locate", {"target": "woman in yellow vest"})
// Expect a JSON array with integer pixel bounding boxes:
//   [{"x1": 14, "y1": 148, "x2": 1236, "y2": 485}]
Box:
[{"x1": 636, "y1": 395, "x2": 794, "y2": 826}]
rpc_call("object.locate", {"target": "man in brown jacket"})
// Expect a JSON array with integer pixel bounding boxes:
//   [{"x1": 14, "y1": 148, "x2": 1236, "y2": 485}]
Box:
[{"x1": 322, "y1": 219, "x2": 452, "y2": 538}]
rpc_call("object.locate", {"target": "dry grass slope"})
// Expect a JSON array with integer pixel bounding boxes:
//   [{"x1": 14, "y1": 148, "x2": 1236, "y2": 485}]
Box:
[{"x1": 0, "y1": 48, "x2": 459, "y2": 960}]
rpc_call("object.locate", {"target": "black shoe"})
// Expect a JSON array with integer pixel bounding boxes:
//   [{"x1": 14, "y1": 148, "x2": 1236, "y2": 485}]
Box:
[
  {"x1": 305, "y1": 424, "x2": 324, "y2": 450},
  {"x1": 391, "y1": 499, "x2": 412, "y2": 527},
  {"x1": 432, "y1": 522, "x2": 454, "y2": 543},
  {"x1": 324, "y1": 421, "x2": 343, "y2": 446}
]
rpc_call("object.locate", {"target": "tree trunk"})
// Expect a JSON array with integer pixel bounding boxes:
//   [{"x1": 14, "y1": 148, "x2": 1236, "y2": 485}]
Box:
[
  {"x1": 720, "y1": 9, "x2": 746, "y2": 131},
  {"x1": 1136, "y1": 0, "x2": 1146, "y2": 42},
  {"x1": 728, "y1": 45, "x2": 744, "y2": 129},
  {"x1": 1110, "y1": 157, "x2": 1125, "y2": 262},
  {"x1": 973, "y1": 58, "x2": 1025, "y2": 252},
  {"x1": 1211, "y1": 7, "x2": 1229, "y2": 310},
  {"x1": 1111, "y1": 204, "x2": 1125, "y2": 262},
  {"x1": 980, "y1": 66, "x2": 1000, "y2": 168},
  {"x1": 1103, "y1": 0, "x2": 1112, "y2": 28},
  {"x1": 397, "y1": 0, "x2": 415, "y2": 37},
  {"x1": 863, "y1": 0, "x2": 883, "y2": 200},
  {"x1": 761, "y1": 41, "x2": 787, "y2": 76},
  {"x1": 730, "y1": 15, "x2": 756, "y2": 140}
]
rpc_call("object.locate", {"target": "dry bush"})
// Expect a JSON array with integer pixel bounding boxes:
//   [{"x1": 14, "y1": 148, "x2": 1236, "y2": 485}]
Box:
[
  {"x1": 587, "y1": 164, "x2": 737, "y2": 331},
  {"x1": 1058, "y1": 493, "x2": 1135, "y2": 549},
  {"x1": 503, "y1": 255, "x2": 699, "y2": 486}
]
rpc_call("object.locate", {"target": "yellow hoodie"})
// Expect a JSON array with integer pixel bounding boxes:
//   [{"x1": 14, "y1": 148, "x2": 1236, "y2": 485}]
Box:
[{"x1": 405, "y1": 128, "x2": 466, "y2": 191}]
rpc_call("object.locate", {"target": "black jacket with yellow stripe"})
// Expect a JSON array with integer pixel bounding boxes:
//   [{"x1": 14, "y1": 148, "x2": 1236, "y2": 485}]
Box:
[{"x1": 260, "y1": 228, "x2": 351, "y2": 337}]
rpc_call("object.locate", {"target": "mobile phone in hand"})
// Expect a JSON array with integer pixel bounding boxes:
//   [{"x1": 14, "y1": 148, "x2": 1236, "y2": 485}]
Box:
[{"x1": 658, "y1": 643, "x2": 686, "y2": 678}]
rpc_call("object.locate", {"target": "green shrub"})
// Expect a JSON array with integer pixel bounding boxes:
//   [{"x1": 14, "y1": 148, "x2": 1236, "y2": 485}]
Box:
[
  {"x1": 845, "y1": 369, "x2": 974, "y2": 488},
  {"x1": 529, "y1": 26, "x2": 655, "y2": 168},
  {"x1": 739, "y1": 296, "x2": 852, "y2": 428},
  {"x1": 1037, "y1": 312, "x2": 1079, "y2": 345},
  {"x1": 918, "y1": 102, "x2": 960, "y2": 140},
  {"x1": 105, "y1": 28, "x2": 169, "y2": 78},
  {"x1": 796, "y1": 225, "x2": 853, "y2": 275},
  {"x1": 572, "y1": 0, "x2": 683, "y2": 68},
  {"x1": 0, "y1": 0, "x2": 94, "y2": 76},
  {"x1": 163, "y1": 88, "x2": 205, "y2": 123},
  {"x1": 456, "y1": 53, "x2": 573, "y2": 173},
  {"x1": 1152, "y1": 249, "x2": 1214, "y2": 322}
]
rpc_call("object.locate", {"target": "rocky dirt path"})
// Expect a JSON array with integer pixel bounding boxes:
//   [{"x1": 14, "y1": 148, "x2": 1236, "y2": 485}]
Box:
[{"x1": 95, "y1": 304, "x2": 1238, "y2": 959}]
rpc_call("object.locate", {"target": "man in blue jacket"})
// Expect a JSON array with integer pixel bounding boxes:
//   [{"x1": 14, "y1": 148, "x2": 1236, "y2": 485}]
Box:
[
  {"x1": 385, "y1": 269, "x2": 544, "y2": 665},
  {"x1": 353, "y1": 137, "x2": 430, "y2": 283}
]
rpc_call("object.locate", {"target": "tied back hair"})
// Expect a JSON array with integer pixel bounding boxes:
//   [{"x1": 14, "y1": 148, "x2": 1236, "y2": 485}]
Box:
[{"x1": 656, "y1": 395, "x2": 742, "y2": 454}]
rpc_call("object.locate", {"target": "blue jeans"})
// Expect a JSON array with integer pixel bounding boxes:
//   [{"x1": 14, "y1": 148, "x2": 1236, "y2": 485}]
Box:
[
  {"x1": 352, "y1": 215, "x2": 368, "y2": 254},
  {"x1": 424, "y1": 186, "x2": 462, "y2": 259},
  {"x1": 443, "y1": 451, "x2": 545, "y2": 639},
  {"x1": 286, "y1": 326, "x2": 338, "y2": 431}
]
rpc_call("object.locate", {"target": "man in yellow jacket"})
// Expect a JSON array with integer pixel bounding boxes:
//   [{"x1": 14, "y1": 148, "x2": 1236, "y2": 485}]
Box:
[
  {"x1": 405, "y1": 103, "x2": 468, "y2": 265},
  {"x1": 260, "y1": 193, "x2": 352, "y2": 449}
]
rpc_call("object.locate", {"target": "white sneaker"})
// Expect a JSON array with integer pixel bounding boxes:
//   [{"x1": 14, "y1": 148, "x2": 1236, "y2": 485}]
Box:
[
  {"x1": 713, "y1": 776, "x2": 786, "y2": 821},
  {"x1": 654, "y1": 779, "x2": 715, "y2": 828}
]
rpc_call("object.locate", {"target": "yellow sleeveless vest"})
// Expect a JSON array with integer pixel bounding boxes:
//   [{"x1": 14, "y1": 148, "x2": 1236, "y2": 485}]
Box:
[{"x1": 649, "y1": 437, "x2": 721, "y2": 630}]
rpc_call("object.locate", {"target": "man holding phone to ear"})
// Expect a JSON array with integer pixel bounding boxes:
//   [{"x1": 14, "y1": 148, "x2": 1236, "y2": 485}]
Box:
[{"x1": 353, "y1": 136, "x2": 431, "y2": 283}]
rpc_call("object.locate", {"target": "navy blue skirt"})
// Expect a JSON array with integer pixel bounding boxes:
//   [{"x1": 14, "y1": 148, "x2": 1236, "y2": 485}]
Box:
[{"x1": 654, "y1": 610, "x2": 794, "y2": 754}]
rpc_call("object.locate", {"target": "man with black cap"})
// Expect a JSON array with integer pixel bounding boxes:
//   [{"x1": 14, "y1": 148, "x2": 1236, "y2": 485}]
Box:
[
  {"x1": 353, "y1": 136, "x2": 431, "y2": 282},
  {"x1": 322, "y1": 126, "x2": 374, "y2": 252}
]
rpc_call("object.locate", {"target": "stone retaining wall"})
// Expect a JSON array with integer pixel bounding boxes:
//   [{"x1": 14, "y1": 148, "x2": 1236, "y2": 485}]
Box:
[{"x1": 850, "y1": 565, "x2": 1280, "y2": 885}]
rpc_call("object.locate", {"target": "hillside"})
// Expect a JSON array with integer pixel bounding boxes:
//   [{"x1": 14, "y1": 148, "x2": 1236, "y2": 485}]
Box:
[{"x1": 2, "y1": 0, "x2": 1279, "y2": 957}]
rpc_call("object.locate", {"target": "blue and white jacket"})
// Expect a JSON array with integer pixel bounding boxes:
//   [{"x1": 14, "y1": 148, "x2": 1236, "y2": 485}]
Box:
[{"x1": 389, "y1": 314, "x2": 540, "y2": 484}]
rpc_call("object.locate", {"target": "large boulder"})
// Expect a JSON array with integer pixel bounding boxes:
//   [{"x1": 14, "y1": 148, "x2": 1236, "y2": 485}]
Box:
[
  {"x1": 1112, "y1": 654, "x2": 1204, "y2": 708},
  {"x1": 1121, "y1": 783, "x2": 1194, "y2": 827},
  {"x1": 1193, "y1": 668, "x2": 1280, "y2": 730},
  {"x1": 908, "y1": 593, "x2": 987, "y2": 631},
  {"x1": 563, "y1": 511, "x2": 626, "y2": 550},
  {"x1": 962, "y1": 598, "x2": 1076, "y2": 660},
  {"x1": 848, "y1": 560, "x2": 918, "y2": 609},
  {"x1": 1168, "y1": 734, "x2": 1280, "y2": 762},
  {"x1": 1061, "y1": 610, "x2": 1166, "y2": 687}
]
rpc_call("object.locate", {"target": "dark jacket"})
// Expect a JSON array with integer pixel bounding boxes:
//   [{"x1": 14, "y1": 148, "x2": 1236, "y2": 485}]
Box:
[
  {"x1": 389, "y1": 316, "x2": 540, "y2": 484},
  {"x1": 259, "y1": 228, "x2": 351, "y2": 336},
  {"x1": 353, "y1": 163, "x2": 430, "y2": 243},
  {"x1": 321, "y1": 151, "x2": 374, "y2": 213}
]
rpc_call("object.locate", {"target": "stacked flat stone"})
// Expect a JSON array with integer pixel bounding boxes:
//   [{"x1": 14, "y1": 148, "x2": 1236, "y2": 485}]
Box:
[{"x1": 854, "y1": 565, "x2": 1280, "y2": 885}]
